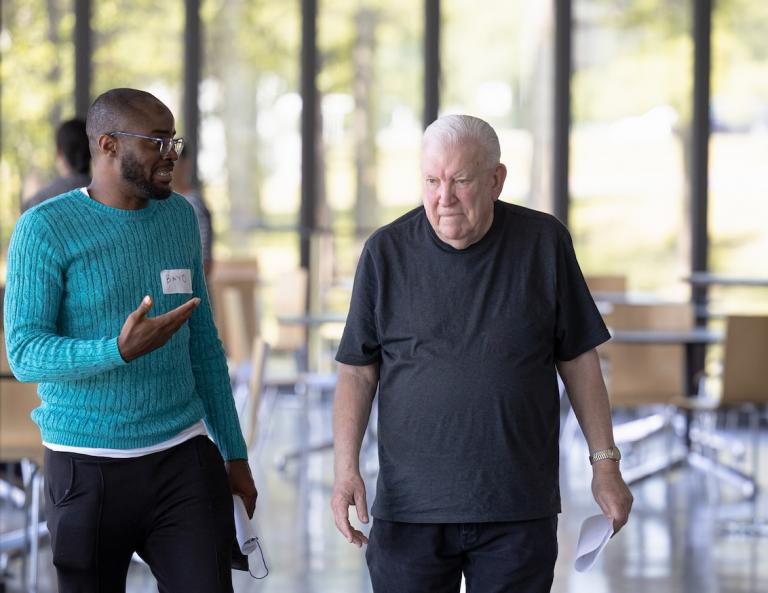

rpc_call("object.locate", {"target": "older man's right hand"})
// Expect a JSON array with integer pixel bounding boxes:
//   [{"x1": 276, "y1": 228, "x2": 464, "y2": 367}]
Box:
[
  {"x1": 117, "y1": 295, "x2": 200, "y2": 362},
  {"x1": 331, "y1": 470, "x2": 370, "y2": 547}
]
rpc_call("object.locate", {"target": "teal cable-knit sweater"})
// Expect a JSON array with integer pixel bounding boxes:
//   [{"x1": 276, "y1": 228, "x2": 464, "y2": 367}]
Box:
[{"x1": 3, "y1": 189, "x2": 247, "y2": 460}]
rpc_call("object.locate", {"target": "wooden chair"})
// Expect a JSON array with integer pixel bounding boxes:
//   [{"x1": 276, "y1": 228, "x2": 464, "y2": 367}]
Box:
[
  {"x1": 239, "y1": 337, "x2": 269, "y2": 451},
  {"x1": 209, "y1": 258, "x2": 261, "y2": 366},
  {"x1": 672, "y1": 315, "x2": 768, "y2": 514},
  {"x1": 219, "y1": 287, "x2": 250, "y2": 369},
  {"x1": 603, "y1": 302, "x2": 695, "y2": 407},
  {"x1": 585, "y1": 275, "x2": 627, "y2": 295},
  {"x1": 271, "y1": 268, "x2": 309, "y2": 367},
  {"x1": 0, "y1": 333, "x2": 45, "y2": 590},
  {"x1": 585, "y1": 275, "x2": 627, "y2": 328}
]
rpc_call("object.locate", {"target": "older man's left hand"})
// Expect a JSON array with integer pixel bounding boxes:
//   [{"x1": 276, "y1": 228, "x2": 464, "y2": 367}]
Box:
[
  {"x1": 591, "y1": 462, "x2": 633, "y2": 534},
  {"x1": 226, "y1": 459, "x2": 258, "y2": 518}
]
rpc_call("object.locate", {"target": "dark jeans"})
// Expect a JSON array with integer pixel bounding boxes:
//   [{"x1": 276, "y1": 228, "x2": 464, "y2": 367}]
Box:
[
  {"x1": 366, "y1": 517, "x2": 558, "y2": 593},
  {"x1": 44, "y1": 436, "x2": 234, "y2": 593}
]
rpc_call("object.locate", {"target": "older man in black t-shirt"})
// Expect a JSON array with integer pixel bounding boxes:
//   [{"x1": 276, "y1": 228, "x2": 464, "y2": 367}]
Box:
[{"x1": 331, "y1": 114, "x2": 633, "y2": 593}]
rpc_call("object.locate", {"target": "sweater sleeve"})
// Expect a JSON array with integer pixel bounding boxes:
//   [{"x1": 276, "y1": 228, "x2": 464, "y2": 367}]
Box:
[
  {"x1": 183, "y1": 208, "x2": 248, "y2": 461},
  {"x1": 3, "y1": 212, "x2": 127, "y2": 383}
]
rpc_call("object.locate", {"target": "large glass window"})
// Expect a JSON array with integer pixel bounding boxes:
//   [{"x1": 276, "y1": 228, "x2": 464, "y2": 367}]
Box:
[
  {"x1": 92, "y1": 0, "x2": 184, "y2": 116},
  {"x1": 0, "y1": 0, "x2": 75, "y2": 277},
  {"x1": 571, "y1": 1, "x2": 691, "y2": 295},
  {"x1": 318, "y1": 0, "x2": 423, "y2": 280},
  {"x1": 710, "y1": 0, "x2": 768, "y2": 309},
  {"x1": 201, "y1": 0, "x2": 301, "y2": 275},
  {"x1": 442, "y1": 0, "x2": 554, "y2": 213}
]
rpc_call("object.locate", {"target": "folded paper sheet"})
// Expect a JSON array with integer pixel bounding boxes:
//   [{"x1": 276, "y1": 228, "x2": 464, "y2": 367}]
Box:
[
  {"x1": 233, "y1": 496, "x2": 258, "y2": 555},
  {"x1": 574, "y1": 514, "x2": 614, "y2": 572}
]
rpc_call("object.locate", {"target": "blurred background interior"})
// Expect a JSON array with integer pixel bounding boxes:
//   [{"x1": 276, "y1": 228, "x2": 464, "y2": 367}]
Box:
[{"x1": 1, "y1": 1, "x2": 767, "y2": 592}]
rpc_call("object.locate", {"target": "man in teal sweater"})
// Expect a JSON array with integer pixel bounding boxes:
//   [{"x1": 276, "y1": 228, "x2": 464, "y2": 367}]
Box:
[{"x1": 4, "y1": 88, "x2": 257, "y2": 593}]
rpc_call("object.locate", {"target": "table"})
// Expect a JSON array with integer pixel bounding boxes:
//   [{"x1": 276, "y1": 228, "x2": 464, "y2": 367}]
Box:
[
  {"x1": 276, "y1": 313, "x2": 347, "y2": 327},
  {"x1": 276, "y1": 312, "x2": 346, "y2": 372},
  {"x1": 609, "y1": 327, "x2": 724, "y2": 396},
  {"x1": 608, "y1": 327, "x2": 757, "y2": 496},
  {"x1": 684, "y1": 272, "x2": 768, "y2": 288},
  {"x1": 273, "y1": 314, "x2": 346, "y2": 473}
]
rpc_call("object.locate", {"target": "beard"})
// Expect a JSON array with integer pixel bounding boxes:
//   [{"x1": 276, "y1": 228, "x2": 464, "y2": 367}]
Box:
[{"x1": 120, "y1": 152, "x2": 172, "y2": 200}]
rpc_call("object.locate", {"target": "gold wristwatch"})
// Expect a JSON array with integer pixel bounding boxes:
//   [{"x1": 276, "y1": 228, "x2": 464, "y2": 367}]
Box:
[{"x1": 589, "y1": 446, "x2": 621, "y2": 465}]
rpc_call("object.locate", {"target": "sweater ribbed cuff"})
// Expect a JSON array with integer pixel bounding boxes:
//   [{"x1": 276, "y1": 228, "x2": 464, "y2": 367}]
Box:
[
  {"x1": 219, "y1": 434, "x2": 248, "y2": 461},
  {"x1": 109, "y1": 337, "x2": 130, "y2": 367}
]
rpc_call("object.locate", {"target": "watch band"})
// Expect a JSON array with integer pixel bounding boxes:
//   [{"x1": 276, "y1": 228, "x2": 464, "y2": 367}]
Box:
[{"x1": 589, "y1": 446, "x2": 621, "y2": 465}]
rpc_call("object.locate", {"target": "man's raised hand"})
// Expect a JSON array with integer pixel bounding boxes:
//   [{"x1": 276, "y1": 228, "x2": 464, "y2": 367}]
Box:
[{"x1": 118, "y1": 295, "x2": 200, "y2": 362}]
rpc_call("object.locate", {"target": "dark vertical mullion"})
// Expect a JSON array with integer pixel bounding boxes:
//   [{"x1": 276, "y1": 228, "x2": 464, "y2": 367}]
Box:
[
  {"x1": 74, "y1": 0, "x2": 92, "y2": 117},
  {"x1": 553, "y1": 0, "x2": 572, "y2": 225},
  {"x1": 300, "y1": 0, "x2": 318, "y2": 271},
  {"x1": 691, "y1": 0, "x2": 712, "y2": 324},
  {"x1": 184, "y1": 0, "x2": 201, "y2": 186},
  {"x1": 423, "y1": 0, "x2": 440, "y2": 129}
]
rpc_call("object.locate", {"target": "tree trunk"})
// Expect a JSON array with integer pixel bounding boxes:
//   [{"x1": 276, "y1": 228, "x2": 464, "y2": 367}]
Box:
[
  {"x1": 211, "y1": 0, "x2": 263, "y2": 234},
  {"x1": 352, "y1": 7, "x2": 378, "y2": 236},
  {"x1": 45, "y1": 0, "x2": 63, "y2": 129}
]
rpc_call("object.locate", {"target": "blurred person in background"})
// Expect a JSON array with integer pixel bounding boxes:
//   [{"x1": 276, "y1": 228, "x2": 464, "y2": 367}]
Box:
[
  {"x1": 331, "y1": 114, "x2": 632, "y2": 593},
  {"x1": 4, "y1": 88, "x2": 256, "y2": 593},
  {"x1": 173, "y1": 150, "x2": 214, "y2": 281},
  {"x1": 22, "y1": 118, "x2": 91, "y2": 212}
]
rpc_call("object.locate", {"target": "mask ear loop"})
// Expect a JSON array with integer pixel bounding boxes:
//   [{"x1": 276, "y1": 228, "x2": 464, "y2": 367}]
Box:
[{"x1": 248, "y1": 538, "x2": 269, "y2": 579}]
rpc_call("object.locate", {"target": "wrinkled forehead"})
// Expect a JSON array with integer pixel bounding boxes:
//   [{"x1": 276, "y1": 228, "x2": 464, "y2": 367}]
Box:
[{"x1": 421, "y1": 138, "x2": 487, "y2": 171}]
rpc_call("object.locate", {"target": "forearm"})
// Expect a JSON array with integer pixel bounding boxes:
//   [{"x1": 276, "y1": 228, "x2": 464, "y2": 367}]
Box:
[
  {"x1": 188, "y1": 258, "x2": 247, "y2": 461},
  {"x1": 557, "y1": 349, "x2": 616, "y2": 453},
  {"x1": 333, "y1": 362, "x2": 379, "y2": 475},
  {"x1": 196, "y1": 372, "x2": 247, "y2": 461},
  {"x1": 6, "y1": 328, "x2": 126, "y2": 383},
  {"x1": 189, "y1": 324, "x2": 247, "y2": 460},
  {"x1": 559, "y1": 349, "x2": 634, "y2": 530}
]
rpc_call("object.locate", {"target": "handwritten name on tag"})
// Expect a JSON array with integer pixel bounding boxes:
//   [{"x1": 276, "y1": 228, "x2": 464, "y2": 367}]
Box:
[{"x1": 161, "y1": 269, "x2": 193, "y2": 294}]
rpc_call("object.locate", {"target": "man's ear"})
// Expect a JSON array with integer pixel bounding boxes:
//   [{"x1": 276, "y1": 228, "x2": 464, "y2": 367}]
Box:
[
  {"x1": 97, "y1": 134, "x2": 118, "y2": 157},
  {"x1": 491, "y1": 163, "x2": 507, "y2": 201}
]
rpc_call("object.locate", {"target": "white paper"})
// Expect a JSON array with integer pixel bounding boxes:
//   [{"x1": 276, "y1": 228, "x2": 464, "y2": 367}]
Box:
[
  {"x1": 574, "y1": 514, "x2": 614, "y2": 572},
  {"x1": 233, "y1": 496, "x2": 258, "y2": 555}
]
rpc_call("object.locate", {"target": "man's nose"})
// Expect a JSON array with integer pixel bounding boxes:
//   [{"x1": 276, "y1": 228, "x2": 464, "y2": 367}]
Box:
[{"x1": 437, "y1": 181, "x2": 455, "y2": 204}]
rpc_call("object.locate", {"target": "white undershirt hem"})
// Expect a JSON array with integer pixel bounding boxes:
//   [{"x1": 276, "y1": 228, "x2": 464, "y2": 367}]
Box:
[{"x1": 43, "y1": 420, "x2": 208, "y2": 458}]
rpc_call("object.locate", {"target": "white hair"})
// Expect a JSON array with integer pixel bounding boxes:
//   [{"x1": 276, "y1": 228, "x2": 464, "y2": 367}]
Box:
[{"x1": 422, "y1": 114, "x2": 501, "y2": 167}]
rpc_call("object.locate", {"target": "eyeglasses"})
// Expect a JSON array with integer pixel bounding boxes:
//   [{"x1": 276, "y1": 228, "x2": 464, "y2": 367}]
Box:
[{"x1": 107, "y1": 131, "x2": 185, "y2": 158}]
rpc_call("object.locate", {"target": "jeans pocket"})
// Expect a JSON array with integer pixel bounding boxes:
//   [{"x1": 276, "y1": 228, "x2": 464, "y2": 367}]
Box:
[
  {"x1": 44, "y1": 457, "x2": 101, "y2": 570},
  {"x1": 44, "y1": 450, "x2": 76, "y2": 507},
  {"x1": 193, "y1": 436, "x2": 223, "y2": 467}
]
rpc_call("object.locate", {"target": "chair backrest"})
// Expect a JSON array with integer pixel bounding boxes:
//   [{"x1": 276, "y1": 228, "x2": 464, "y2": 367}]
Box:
[
  {"x1": 721, "y1": 315, "x2": 768, "y2": 405},
  {"x1": 585, "y1": 275, "x2": 627, "y2": 295},
  {"x1": 0, "y1": 333, "x2": 43, "y2": 465},
  {"x1": 272, "y1": 268, "x2": 308, "y2": 353},
  {"x1": 585, "y1": 276, "x2": 627, "y2": 328},
  {"x1": 241, "y1": 337, "x2": 269, "y2": 449},
  {"x1": 220, "y1": 287, "x2": 250, "y2": 367},
  {"x1": 209, "y1": 258, "x2": 261, "y2": 364},
  {"x1": 603, "y1": 302, "x2": 694, "y2": 407}
]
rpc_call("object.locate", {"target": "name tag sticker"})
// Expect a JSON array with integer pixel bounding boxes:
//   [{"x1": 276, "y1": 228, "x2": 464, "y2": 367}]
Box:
[{"x1": 161, "y1": 269, "x2": 193, "y2": 294}]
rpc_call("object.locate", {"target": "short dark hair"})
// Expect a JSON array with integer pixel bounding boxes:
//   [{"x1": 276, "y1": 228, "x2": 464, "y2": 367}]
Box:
[
  {"x1": 85, "y1": 88, "x2": 164, "y2": 154},
  {"x1": 56, "y1": 118, "x2": 90, "y2": 175}
]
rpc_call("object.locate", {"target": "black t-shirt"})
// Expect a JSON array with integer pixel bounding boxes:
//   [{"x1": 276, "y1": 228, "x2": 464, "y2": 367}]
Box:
[{"x1": 336, "y1": 200, "x2": 610, "y2": 523}]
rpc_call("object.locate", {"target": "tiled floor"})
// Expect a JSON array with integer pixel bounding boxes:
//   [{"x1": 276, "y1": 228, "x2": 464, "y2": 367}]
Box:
[{"x1": 3, "y1": 396, "x2": 767, "y2": 593}]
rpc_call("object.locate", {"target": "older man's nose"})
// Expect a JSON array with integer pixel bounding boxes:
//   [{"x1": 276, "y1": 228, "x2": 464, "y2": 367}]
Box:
[{"x1": 437, "y1": 182, "x2": 455, "y2": 204}]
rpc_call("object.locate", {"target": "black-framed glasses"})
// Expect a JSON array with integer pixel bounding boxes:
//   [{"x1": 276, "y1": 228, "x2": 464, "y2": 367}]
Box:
[{"x1": 107, "y1": 131, "x2": 185, "y2": 158}]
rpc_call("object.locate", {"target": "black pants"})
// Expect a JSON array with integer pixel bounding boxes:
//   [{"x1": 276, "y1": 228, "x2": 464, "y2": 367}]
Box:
[
  {"x1": 44, "y1": 436, "x2": 235, "y2": 593},
  {"x1": 366, "y1": 517, "x2": 558, "y2": 593}
]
